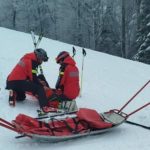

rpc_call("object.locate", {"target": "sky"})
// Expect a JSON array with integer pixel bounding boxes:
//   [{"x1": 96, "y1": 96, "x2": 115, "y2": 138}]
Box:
[{"x1": 0, "y1": 27, "x2": 150, "y2": 150}]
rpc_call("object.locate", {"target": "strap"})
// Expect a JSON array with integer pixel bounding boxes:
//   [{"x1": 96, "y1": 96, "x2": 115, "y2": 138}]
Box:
[
  {"x1": 38, "y1": 121, "x2": 43, "y2": 128},
  {"x1": 62, "y1": 120, "x2": 75, "y2": 133},
  {"x1": 55, "y1": 64, "x2": 67, "y2": 89},
  {"x1": 38, "y1": 120, "x2": 55, "y2": 135},
  {"x1": 63, "y1": 118, "x2": 90, "y2": 134}
]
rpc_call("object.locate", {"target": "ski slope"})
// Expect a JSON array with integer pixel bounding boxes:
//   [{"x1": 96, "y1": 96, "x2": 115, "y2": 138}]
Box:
[{"x1": 0, "y1": 27, "x2": 150, "y2": 150}]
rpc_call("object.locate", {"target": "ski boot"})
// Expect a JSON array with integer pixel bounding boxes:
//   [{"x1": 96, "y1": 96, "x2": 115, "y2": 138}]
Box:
[{"x1": 9, "y1": 90, "x2": 16, "y2": 107}]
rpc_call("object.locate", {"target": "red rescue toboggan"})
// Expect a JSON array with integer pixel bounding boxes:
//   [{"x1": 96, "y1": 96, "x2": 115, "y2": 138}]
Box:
[{"x1": 0, "y1": 80, "x2": 150, "y2": 142}]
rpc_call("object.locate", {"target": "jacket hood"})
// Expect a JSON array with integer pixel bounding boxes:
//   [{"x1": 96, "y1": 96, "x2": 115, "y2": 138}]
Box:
[
  {"x1": 63, "y1": 55, "x2": 76, "y2": 65},
  {"x1": 21, "y1": 52, "x2": 37, "y2": 61}
]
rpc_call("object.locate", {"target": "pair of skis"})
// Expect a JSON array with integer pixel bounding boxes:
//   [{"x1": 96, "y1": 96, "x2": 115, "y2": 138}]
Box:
[
  {"x1": 31, "y1": 31, "x2": 43, "y2": 49},
  {"x1": 72, "y1": 46, "x2": 87, "y2": 97},
  {"x1": 31, "y1": 31, "x2": 44, "y2": 75}
]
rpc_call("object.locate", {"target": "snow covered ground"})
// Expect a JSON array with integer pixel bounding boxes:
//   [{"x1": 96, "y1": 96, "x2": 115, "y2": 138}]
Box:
[{"x1": 0, "y1": 27, "x2": 150, "y2": 150}]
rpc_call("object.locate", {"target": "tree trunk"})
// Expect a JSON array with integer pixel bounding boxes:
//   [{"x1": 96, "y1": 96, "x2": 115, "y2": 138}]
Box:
[
  {"x1": 13, "y1": 10, "x2": 16, "y2": 29},
  {"x1": 121, "y1": 0, "x2": 126, "y2": 58},
  {"x1": 77, "y1": 0, "x2": 82, "y2": 46},
  {"x1": 136, "y1": 0, "x2": 142, "y2": 32}
]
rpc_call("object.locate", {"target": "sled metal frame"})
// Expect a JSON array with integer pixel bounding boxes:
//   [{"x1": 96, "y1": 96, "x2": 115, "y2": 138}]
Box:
[
  {"x1": 20, "y1": 109, "x2": 127, "y2": 142},
  {"x1": 1, "y1": 102, "x2": 148, "y2": 143}
]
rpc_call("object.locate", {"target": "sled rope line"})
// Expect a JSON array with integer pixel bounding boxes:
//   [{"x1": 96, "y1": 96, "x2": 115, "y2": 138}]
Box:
[{"x1": 125, "y1": 120, "x2": 150, "y2": 130}]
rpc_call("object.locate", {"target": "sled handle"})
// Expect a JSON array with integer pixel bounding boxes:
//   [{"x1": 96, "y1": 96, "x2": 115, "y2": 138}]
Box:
[
  {"x1": 126, "y1": 102, "x2": 150, "y2": 118},
  {"x1": 0, "y1": 118, "x2": 18, "y2": 133},
  {"x1": 108, "y1": 109, "x2": 128, "y2": 119},
  {"x1": 0, "y1": 118, "x2": 14, "y2": 127},
  {"x1": 118, "y1": 80, "x2": 150, "y2": 113}
]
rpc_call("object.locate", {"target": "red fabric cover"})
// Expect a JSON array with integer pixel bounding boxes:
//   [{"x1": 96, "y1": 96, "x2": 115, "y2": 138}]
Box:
[
  {"x1": 8, "y1": 53, "x2": 38, "y2": 81},
  {"x1": 77, "y1": 108, "x2": 112, "y2": 129},
  {"x1": 13, "y1": 108, "x2": 112, "y2": 136},
  {"x1": 59, "y1": 56, "x2": 80, "y2": 99},
  {"x1": 13, "y1": 114, "x2": 87, "y2": 136},
  {"x1": 15, "y1": 114, "x2": 39, "y2": 128}
]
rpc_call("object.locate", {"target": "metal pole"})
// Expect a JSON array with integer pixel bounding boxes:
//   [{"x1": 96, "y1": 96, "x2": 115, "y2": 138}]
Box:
[{"x1": 118, "y1": 80, "x2": 150, "y2": 112}]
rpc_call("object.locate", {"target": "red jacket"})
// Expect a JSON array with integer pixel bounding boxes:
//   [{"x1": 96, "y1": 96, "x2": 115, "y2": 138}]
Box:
[
  {"x1": 7, "y1": 52, "x2": 40, "y2": 83},
  {"x1": 56, "y1": 56, "x2": 80, "y2": 99}
]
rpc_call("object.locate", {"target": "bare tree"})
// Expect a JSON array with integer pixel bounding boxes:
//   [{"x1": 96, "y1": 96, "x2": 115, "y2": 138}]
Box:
[{"x1": 121, "y1": 0, "x2": 126, "y2": 58}]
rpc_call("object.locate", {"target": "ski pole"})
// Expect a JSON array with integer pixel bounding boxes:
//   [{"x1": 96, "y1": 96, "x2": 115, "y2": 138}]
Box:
[
  {"x1": 79, "y1": 48, "x2": 87, "y2": 97},
  {"x1": 118, "y1": 80, "x2": 150, "y2": 113},
  {"x1": 72, "y1": 47, "x2": 76, "y2": 58}
]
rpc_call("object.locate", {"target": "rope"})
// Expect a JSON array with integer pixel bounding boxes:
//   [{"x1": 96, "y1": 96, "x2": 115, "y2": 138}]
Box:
[{"x1": 125, "y1": 120, "x2": 150, "y2": 130}]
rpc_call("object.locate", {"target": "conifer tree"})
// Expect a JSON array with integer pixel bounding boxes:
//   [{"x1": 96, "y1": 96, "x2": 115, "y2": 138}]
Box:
[{"x1": 134, "y1": 0, "x2": 150, "y2": 64}]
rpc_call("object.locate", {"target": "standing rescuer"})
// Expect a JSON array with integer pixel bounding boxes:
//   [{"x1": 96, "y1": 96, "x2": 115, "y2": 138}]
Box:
[{"x1": 6, "y1": 48, "x2": 52, "y2": 113}]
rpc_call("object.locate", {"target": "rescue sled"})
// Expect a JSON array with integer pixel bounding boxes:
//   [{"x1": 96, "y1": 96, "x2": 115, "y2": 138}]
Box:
[
  {"x1": 0, "y1": 108, "x2": 126, "y2": 142},
  {"x1": 0, "y1": 102, "x2": 149, "y2": 142}
]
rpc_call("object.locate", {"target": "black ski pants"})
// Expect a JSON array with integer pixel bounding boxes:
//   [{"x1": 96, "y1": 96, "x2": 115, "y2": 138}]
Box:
[{"x1": 6, "y1": 80, "x2": 48, "y2": 108}]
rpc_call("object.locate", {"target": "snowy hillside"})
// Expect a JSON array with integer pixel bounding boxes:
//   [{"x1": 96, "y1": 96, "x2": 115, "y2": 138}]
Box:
[{"x1": 0, "y1": 27, "x2": 150, "y2": 150}]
